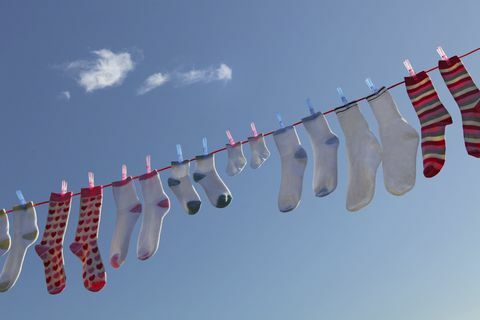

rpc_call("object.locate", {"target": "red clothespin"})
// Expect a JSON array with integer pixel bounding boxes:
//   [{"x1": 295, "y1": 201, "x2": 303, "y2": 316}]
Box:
[
  {"x1": 250, "y1": 122, "x2": 258, "y2": 138},
  {"x1": 226, "y1": 130, "x2": 235, "y2": 146},
  {"x1": 121, "y1": 164, "x2": 127, "y2": 181}
]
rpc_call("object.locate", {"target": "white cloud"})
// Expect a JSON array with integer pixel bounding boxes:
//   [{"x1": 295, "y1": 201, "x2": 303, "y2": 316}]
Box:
[
  {"x1": 216, "y1": 64, "x2": 232, "y2": 81},
  {"x1": 137, "y1": 72, "x2": 169, "y2": 95},
  {"x1": 58, "y1": 91, "x2": 71, "y2": 100},
  {"x1": 66, "y1": 49, "x2": 134, "y2": 92},
  {"x1": 177, "y1": 63, "x2": 232, "y2": 85}
]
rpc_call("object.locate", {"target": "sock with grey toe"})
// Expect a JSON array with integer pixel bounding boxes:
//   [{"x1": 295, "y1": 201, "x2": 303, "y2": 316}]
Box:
[
  {"x1": 226, "y1": 142, "x2": 247, "y2": 176},
  {"x1": 193, "y1": 154, "x2": 232, "y2": 208},
  {"x1": 248, "y1": 134, "x2": 271, "y2": 169},
  {"x1": 0, "y1": 210, "x2": 10, "y2": 256},
  {"x1": 168, "y1": 160, "x2": 202, "y2": 214}
]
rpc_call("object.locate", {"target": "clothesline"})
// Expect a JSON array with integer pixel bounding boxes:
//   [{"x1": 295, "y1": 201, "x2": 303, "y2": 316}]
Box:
[{"x1": 5, "y1": 46, "x2": 480, "y2": 214}]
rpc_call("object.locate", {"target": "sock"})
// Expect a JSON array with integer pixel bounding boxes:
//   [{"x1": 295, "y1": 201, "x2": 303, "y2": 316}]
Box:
[
  {"x1": 0, "y1": 210, "x2": 10, "y2": 256},
  {"x1": 225, "y1": 142, "x2": 247, "y2": 176},
  {"x1": 335, "y1": 103, "x2": 381, "y2": 212},
  {"x1": 248, "y1": 134, "x2": 271, "y2": 169},
  {"x1": 193, "y1": 154, "x2": 233, "y2": 208},
  {"x1": 302, "y1": 112, "x2": 339, "y2": 197},
  {"x1": 439, "y1": 56, "x2": 480, "y2": 157},
  {"x1": 367, "y1": 87, "x2": 419, "y2": 195},
  {"x1": 69, "y1": 186, "x2": 106, "y2": 292},
  {"x1": 273, "y1": 126, "x2": 307, "y2": 212},
  {"x1": 137, "y1": 170, "x2": 170, "y2": 261},
  {"x1": 35, "y1": 192, "x2": 72, "y2": 295},
  {"x1": 168, "y1": 160, "x2": 202, "y2": 215},
  {"x1": 405, "y1": 71, "x2": 453, "y2": 178},
  {"x1": 0, "y1": 202, "x2": 38, "y2": 292},
  {"x1": 109, "y1": 177, "x2": 142, "y2": 269}
]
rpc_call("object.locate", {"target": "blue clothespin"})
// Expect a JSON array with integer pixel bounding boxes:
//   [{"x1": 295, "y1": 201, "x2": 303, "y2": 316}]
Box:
[
  {"x1": 202, "y1": 137, "x2": 208, "y2": 155},
  {"x1": 276, "y1": 113, "x2": 285, "y2": 128},
  {"x1": 306, "y1": 98, "x2": 315, "y2": 115},
  {"x1": 365, "y1": 78, "x2": 378, "y2": 94},
  {"x1": 176, "y1": 144, "x2": 184, "y2": 162},
  {"x1": 16, "y1": 190, "x2": 26, "y2": 205},
  {"x1": 337, "y1": 87, "x2": 348, "y2": 104}
]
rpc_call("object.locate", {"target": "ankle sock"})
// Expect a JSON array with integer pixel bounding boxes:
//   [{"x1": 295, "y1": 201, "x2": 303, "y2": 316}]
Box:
[
  {"x1": 248, "y1": 134, "x2": 271, "y2": 169},
  {"x1": 225, "y1": 142, "x2": 247, "y2": 176},
  {"x1": 168, "y1": 160, "x2": 202, "y2": 215}
]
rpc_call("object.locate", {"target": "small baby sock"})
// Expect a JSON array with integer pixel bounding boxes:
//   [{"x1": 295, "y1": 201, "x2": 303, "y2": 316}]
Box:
[
  {"x1": 110, "y1": 177, "x2": 142, "y2": 268},
  {"x1": 439, "y1": 56, "x2": 480, "y2": 157},
  {"x1": 0, "y1": 210, "x2": 10, "y2": 256},
  {"x1": 168, "y1": 160, "x2": 202, "y2": 215},
  {"x1": 137, "y1": 171, "x2": 170, "y2": 261},
  {"x1": 273, "y1": 126, "x2": 307, "y2": 212},
  {"x1": 248, "y1": 134, "x2": 271, "y2": 169},
  {"x1": 302, "y1": 111, "x2": 339, "y2": 197},
  {"x1": 367, "y1": 87, "x2": 419, "y2": 195},
  {"x1": 405, "y1": 71, "x2": 453, "y2": 178},
  {"x1": 69, "y1": 186, "x2": 106, "y2": 292},
  {"x1": 0, "y1": 202, "x2": 38, "y2": 292},
  {"x1": 35, "y1": 192, "x2": 72, "y2": 294},
  {"x1": 193, "y1": 154, "x2": 233, "y2": 208},
  {"x1": 225, "y1": 142, "x2": 247, "y2": 176},
  {"x1": 335, "y1": 103, "x2": 382, "y2": 212}
]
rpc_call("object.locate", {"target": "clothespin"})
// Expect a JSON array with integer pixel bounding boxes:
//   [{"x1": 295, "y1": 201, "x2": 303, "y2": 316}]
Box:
[
  {"x1": 202, "y1": 137, "x2": 208, "y2": 155},
  {"x1": 16, "y1": 190, "x2": 26, "y2": 205},
  {"x1": 306, "y1": 98, "x2": 315, "y2": 115},
  {"x1": 250, "y1": 122, "x2": 259, "y2": 137},
  {"x1": 226, "y1": 130, "x2": 235, "y2": 146},
  {"x1": 437, "y1": 46, "x2": 449, "y2": 61},
  {"x1": 403, "y1": 59, "x2": 416, "y2": 77},
  {"x1": 88, "y1": 171, "x2": 95, "y2": 188},
  {"x1": 176, "y1": 144, "x2": 184, "y2": 162},
  {"x1": 337, "y1": 87, "x2": 348, "y2": 104},
  {"x1": 145, "y1": 155, "x2": 152, "y2": 174},
  {"x1": 276, "y1": 113, "x2": 285, "y2": 128},
  {"x1": 365, "y1": 78, "x2": 378, "y2": 93},
  {"x1": 121, "y1": 165, "x2": 127, "y2": 181},
  {"x1": 61, "y1": 180, "x2": 68, "y2": 195}
]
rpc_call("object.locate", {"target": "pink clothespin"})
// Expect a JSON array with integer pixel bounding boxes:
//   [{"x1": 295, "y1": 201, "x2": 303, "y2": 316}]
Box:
[
  {"x1": 226, "y1": 130, "x2": 235, "y2": 146},
  {"x1": 88, "y1": 171, "x2": 95, "y2": 188},
  {"x1": 121, "y1": 164, "x2": 127, "y2": 181},
  {"x1": 250, "y1": 122, "x2": 258, "y2": 137},
  {"x1": 61, "y1": 180, "x2": 68, "y2": 195},
  {"x1": 437, "y1": 46, "x2": 449, "y2": 61},
  {"x1": 145, "y1": 155, "x2": 152, "y2": 174},
  {"x1": 403, "y1": 59, "x2": 416, "y2": 77}
]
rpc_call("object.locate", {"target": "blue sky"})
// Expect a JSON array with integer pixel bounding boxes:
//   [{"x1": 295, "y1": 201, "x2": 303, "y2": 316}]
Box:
[{"x1": 1, "y1": 0, "x2": 480, "y2": 319}]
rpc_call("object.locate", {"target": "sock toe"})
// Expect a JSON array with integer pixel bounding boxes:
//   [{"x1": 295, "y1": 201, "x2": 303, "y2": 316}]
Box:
[
  {"x1": 216, "y1": 194, "x2": 232, "y2": 208},
  {"x1": 88, "y1": 280, "x2": 106, "y2": 292},
  {"x1": 315, "y1": 187, "x2": 334, "y2": 197},
  {"x1": 0, "y1": 281, "x2": 11, "y2": 292},
  {"x1": 423, "y1": 165, "x2": 440, "y2": 178},
  {"x1": 137, "y1": 249, "x2": 153, "y2": 261},
  {"x1": 110, "y1": 254, "x2": 122, "y2": 269},
  {"x1": 186, "y1": 201, "x2": 201, "y2": 214}
]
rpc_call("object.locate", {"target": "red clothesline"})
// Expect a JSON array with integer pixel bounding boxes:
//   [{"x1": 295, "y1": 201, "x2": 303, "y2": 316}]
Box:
[{"x1": 6, "y1": 47, "x2": 480, "y2": 214}]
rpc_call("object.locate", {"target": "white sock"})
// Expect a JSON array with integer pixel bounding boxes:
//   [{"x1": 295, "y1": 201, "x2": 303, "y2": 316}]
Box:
[
  {"x1": 273, "y1": 126, "x2": 308, "y2": 212},
  {"x1": 0, "y1": 210, "x2": 10, "y2": 256},
  {"x1": 0, "y1": 202, "x2": 38, "y2": 292},
  {"x1": 335, "y1": 103, "x2": 382, "y2": 212},
  {"x1": 367, "y1": 87, "x2": 419, "y2": 195},
  {"x1": 193, "y1": 154, "x2": 232, "y2": 208},
  {"x1": 168, "y1": 160, "x2": 202, "y2": 214},
  {"x1": 248, "y1": 134, "x2": 271, "y2": 169},
  {"x1": 226, "y1": 142, "x2": 247, "y2": 176},
  {"x1": 137, "y1": 171, "x2": 170, "y2": 260},
  {"x1": 302, "y1": 112, "x2": 339, "y2": 197},
  {"x1": 110, "y1": 177, "x2": 142, "y2": 268}
]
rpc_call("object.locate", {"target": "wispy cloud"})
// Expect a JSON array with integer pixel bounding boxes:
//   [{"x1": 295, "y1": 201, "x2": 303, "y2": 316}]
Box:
[
  {"x1": 66, "y1": 49, "x2": 134, "y2": 92},
  {"x1": 177, "y1": 63, "x2": 232, "y2": 85},
  {"x1": 58, "y1": 91, "x2": 71, "y2": 101},
  {"x1": 137, "y1": 72, "x2": 169, "y2": 95}
]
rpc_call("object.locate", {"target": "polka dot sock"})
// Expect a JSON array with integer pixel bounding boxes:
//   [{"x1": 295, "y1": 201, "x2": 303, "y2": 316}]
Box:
[
  {"x1": 0, "y1": 210, "x2": 10, "y2": 256},
  {"x1": 168, "y1": 160, "x2": 202, "y2": 215},
  {"x1": 248, "y1": 133, "x2": 271, "y2": 169},
  {"x1": 225, "y1": 142, "x2": 247, "y2": 176}
]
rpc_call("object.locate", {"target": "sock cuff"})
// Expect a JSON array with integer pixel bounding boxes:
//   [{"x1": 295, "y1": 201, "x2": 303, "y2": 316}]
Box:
[
  {"x1": 247, "y1": 133, "x2": 265, "y2": 142},
  {"x1": 12, "y1": 201, "x2": 35, "y2": 211},
  {"x1": 80, "y1": 186, "x2": 102, "y2": 197},
  {"x1": 366, "y1": 86, "x2": 388, "y2": 103},
  {"x1": 334, "y1": 101, "x2": 358, "y2": 115},
  {"x1": 50, "y1": 192, "x2": 73, "y2": 203},
  {"x1": 438, "y1": 55, "x2": 462, "y2": 72},
  {"x1": 404, "y1": 71, "x2": 430, "y2": 88},
  {"x1": 139, "y1": 170, "x2": 158, "y2": 181},
  {"x1": 112, "y1": 176, "x2": 133, "y2": 187}
]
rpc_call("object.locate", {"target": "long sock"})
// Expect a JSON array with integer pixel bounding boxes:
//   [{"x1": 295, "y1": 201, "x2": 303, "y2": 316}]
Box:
[
  {"x1": 0, "y1": 210, "x2": 10, "y2": 256},
  {"x1": 109, "y1": 177, "x2": 142, "y2": 268},
  {"x1": 193, "y1": 154, "x2": 233, "y2": 208},
  {"x1": 302, "y1": 111, "x2": 339, "y2": 197},
  {"x1": 0, "y1": 202, "x2": 38, "y2": 292},
  {"x1": 439, "y1": 56, "x2": 480, "y2": 157},
  {"x1": 69, "y1": 186, "x2": 106, "y2": 292},
  {"x1": 226, "y1": 142, "x2": 247, "y2": 176},
  {"x1": 405, "y1": 71, "x2": 453, "y2": 178},
  {"x1": 168, "y1": 160, "x2": 202, "y2": 215},
  {"x1": 137, "y1": 171, "x2": 170, "y2": 261},
  {"x1": 35, "y1": 192, "x2": 71, "y2": 295},
  {"x1": 273, "y1": 126, "x2": 307, "y2": 212},
  {"x1": 367, "y1": 87, "x2": 419, "y2": 195},
  {"x1": 335, "y1": 103, "x2": 381, "y2": 212},
  {"x1": 248, "y1": 134, "x2": 271, "y2": 169}
]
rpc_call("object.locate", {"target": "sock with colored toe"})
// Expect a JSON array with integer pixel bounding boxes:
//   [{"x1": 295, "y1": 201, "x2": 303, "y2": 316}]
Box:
[
  {"x1": 225, "y1": 142, "x2": 247, "y2": 176},
  {"x1": 137, "y1": 171, "x2": 170, "y2": 260},
  {"x1": 0, "y1": 202, "x2": 38, "y2": 292},
  {"x1": 69, "y1": 186, "x2": 106, "y2": 292},
  {"x1": 248, "y1": 134, "x2": 271, "y2": 169},
  {"x1": 168, "y1": 160, "x2": 202, "y2": 215},
  {"x1": 439, "y1": 56, "x2": 480, "y2": 157},
  {"x1": 302, "y1": 112, "x2": 339, "y2": 197},
  {"x1": 335, "y1": 103, "x2": 382, "y2": 212},
  {"x1": 193, "y1": 154, "x2": 233, "y2": 208},
  {"x1": 405, "y1": 71, "x2": 453, "y2": 177},
  {"x1": 273, "y1": 126, "x2": 307, "y2": 212},
  {"x1": 35, "y1": 192, "x2": 71, "y2": 295},
  {"x1": 0, "y1": 210, "x2": 11, "y2": 256},
  {"x1": 109, "y1": 177, "x2": 142, "y2": 269},
  {"x1": 367, "y1": 87, "x2": 419, "y2": 195}
]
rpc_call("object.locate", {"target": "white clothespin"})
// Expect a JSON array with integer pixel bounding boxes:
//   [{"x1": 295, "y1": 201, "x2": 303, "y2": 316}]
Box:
[
  {"x1": 437, "y1": 46, "x2": 449, "y2": 61},
  {"x1": 88, "y1": 171, "x2": 95, "y2": 188},
  {"x1": 121, "y1": 165, "x2": 127, "y2": 181},
  {"x1": 403, "y1": 59, "x2": 416, "y2": 77},
  {"x1": 145, "y1": 155, "x2": 152, "y2": 174},
  {"x1": 61, "y1": 180, "x2": 68, "y2": 195}
]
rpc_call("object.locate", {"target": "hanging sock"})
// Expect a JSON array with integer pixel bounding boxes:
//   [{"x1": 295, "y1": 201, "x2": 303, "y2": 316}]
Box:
[
  {"x1": 109, "y1": 177, "x2": 142, "y2": 269},
  {"x1": 405, "y1": 72, "x2": 453, "y2": 178},
  {"x1": 302, "y1": 112, "x2": 339, "y2": 197},
  {"x1": 0, "y1": 202, "x2": 38, "y2": 292},
  {"x1": 35, "y1": 192, "x2": 72, "y2": 295},
  {"x1": 225, "y1": 142, "x2": 247, "y2": 176},
  {"x1": 69, "y1": 186, "x2": 106, "y2": 292},
  {"x1": 193, "y1": 154, "x2": 233, "y2": 208},
  {"x1": 335, "y1": 103, "x2": 381, "y2": 212},
  {"x1": 0, "y1": 210, "x2": 10, "y2": 256},
  {"x1": 273, "y1": 126, "x2": 307, "y2": 212},
  {"x1": 439, "y1": 56, "x2": 480, "y2": 157},
  {"x1": 367, "y1": 87, "x2": 419, "y2": 195},
  {"x1": 248, "y1": 134, "x2": 271, "y2": 169},
  {"x1": 137, "y1": 171, "x2": 170, "y2": 261},
  {"x1": 168, "y1": 160, "x2": 202, "y2": 215}
]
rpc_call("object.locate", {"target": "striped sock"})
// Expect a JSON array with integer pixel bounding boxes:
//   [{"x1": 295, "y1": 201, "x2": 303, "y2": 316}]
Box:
[
  {"x1": 405, "y1": 71, "x2": 453, "y2": 178},
  {"x1": 439, "y1": 56, "x2": 480, "y2": 157}
]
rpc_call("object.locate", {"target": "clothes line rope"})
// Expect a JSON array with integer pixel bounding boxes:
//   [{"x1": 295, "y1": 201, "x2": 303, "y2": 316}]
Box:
[{"x1": 5, "y1": 46, "x2": 480, "y2": 214}]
